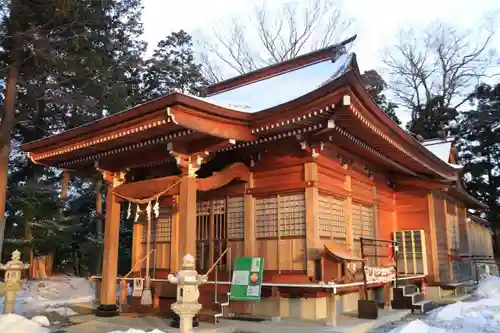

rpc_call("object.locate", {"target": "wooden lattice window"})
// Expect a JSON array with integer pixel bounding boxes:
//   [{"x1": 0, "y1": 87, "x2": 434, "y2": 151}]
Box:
[
  {"x1": 196, "y1": 201, "x2": 210, "y2": 241},
  {"x1": 156, "y1": 208, "x2": 172, "y2": 242},
  {"x1": 352, "y1": 203, "x2": 374, "y2": 240},
  {"x1": 142, "y1": 207, "x2": 172, "y2": 243},
  {"x1": 227, "y1": 196, "x2": 244, "y2": 240},
  {"x1": 255, "y1": 197, "x2": 278, "y2": 238},
  {"x1": 212, "y1": 199, "x2": 226, "y2": 241},
  {"x1": 196, "y1": 200, "x2": 211, "y2": 271},
  {"x1": 318, "y1": 193, "x2": 346, "y2": 243},
  {"x1": 352, "y1": 202, "x2": 374, "y2": 256},
  {"x1": 394, "y1": 230, "x2": 427, "y2": 275},
  {"x1": 279, "y1": 193, "x2": 306, "y2": 237}
]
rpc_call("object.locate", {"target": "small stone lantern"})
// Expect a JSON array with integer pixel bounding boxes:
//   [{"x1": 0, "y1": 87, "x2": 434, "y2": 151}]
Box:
[
  {"x1": 0, "y1": 250, "x2": 30, "y2": 313},
  {"x1": 168, "y1": 254, "x2": 207, "y2": 333}
]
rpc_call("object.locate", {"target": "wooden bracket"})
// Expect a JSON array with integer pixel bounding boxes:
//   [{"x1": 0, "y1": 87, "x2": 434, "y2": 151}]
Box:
[
  {"x1": 300, "y1": 140, "x2": 324, "y2": 158},
  {"x1": 95, "y1": 161, "x2": 127, "y2": 187}
]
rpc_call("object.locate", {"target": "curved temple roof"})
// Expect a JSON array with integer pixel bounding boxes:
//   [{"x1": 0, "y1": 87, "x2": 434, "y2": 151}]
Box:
[{"x1": 20, "y1": 41, "x2": 464, "y2": 185}]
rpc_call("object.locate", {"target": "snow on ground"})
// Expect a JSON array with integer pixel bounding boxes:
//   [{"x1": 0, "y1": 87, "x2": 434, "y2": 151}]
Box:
[
  {"x1": 0, "y1": 314, "x2": 50, "y2": 333},
  {"x1": 0, "y1": 275, "x2": 95, "y2": 315},
  {"x1": 388, "y1": 275, "x2": 500, "y2": 333},
  {"x1": 109, "y1": 328, "x2": 165, "y2": 333}
]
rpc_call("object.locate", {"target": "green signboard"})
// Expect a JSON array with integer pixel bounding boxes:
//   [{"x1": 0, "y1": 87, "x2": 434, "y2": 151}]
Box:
[{"x1": 229, "y1": 257, "x2": 264, "y2": 301}]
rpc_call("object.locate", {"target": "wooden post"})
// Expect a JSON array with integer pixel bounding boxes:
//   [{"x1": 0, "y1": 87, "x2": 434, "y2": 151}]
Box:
[
  {"x1": 372, "y1": 184, "x2": 379, "y2": 265},
  {"x1": 179, "y1": 173, "x2": 197, "y2": 262},
  {"x1": 305, "y1": 162, "x2": 319, "y2": 277},
  {"x1": 170, "y1": 195, "x2": 180, "y2": 272},
  {"x1": 61, "y1": 170, "x2": 70, "y2": 200},
  {"x1": 95, "y1": 178, "x2": 103, "y2": 276},
  {"x1": 344, "y1": 167, "x2": 353, "y2": 250},
  {"x1": 443, "y1": 199, "x2": 453, "y2": 281},
  {"x1": 244, "y1": 174, "x2": 255, "y2": 257},
  {"x1": 209, "y1": 200, "x2": 215, "y2": 269},
  {"x1": 427, "y1": 192, "x2": 439, "y2": 282},
  {"x1": 96, "y1": 174, "x2": 122, "y2": 317},
  {"x1": 131, "y1": 222, "x2": 143, "y2": 274}
]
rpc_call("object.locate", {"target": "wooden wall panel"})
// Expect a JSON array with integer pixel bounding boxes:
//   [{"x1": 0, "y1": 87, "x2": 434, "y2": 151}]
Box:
[
  {"x1": 378, "y1": 208, "x2": 396, "y2": 245},
  {"x1": 155, "y1": 243, "x2": 171, "y2": 269},
  {"x1": 228, "y1": 240, "x2": 244, "y2": 267},
  {"x1": 141, "y1": 242, "x2": 171, "y2": 270},
  {"x1": 253, "y1": 164, "x2": 304, "y2": 193},
  {"x1": 278, "y1": 238, "x2": 306, "y2": 271},
  {"x1": 351, "y1": 176, "x2": 374, "y2": 204},
  {"x1": 317, "y1": 163, "x2": 347, "y2": 196},
  {"x1": 255, "y1": 239, "x2": 278, "y2": 270},
  {"x1": 377, "y1": 184, "x2": 395, "y2": 211},
  {"x1": 395, "y1": 190, "x2": 435, "y2": 280},
  {"x1": 433, "y1": 193, "x2": 450, "y2": 282}
]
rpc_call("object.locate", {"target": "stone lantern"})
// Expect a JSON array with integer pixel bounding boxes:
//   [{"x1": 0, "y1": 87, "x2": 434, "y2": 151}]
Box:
[
  {"x1": 0, "y1": 250, "x2": 30, "y2": 313},
  {"x1": 167, "y1": 254, "x2": 207, "y2": 333}
]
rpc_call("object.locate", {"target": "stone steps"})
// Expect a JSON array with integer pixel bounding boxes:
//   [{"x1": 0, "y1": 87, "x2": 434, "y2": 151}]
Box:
[{"x1": 392, "y1": 284, "x2": 435, "y2": 314}]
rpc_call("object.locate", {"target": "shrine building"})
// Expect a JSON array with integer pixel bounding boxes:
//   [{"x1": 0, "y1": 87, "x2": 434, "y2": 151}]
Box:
[{"x1": 21, "y1": 36, "x2": 496, "y2": 321}]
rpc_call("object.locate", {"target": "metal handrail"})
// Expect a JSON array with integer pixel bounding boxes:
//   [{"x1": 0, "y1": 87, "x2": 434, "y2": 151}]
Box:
[
  {"x1": 90, "y1": 273, "x2": 426, "y2": 294},
  {"x1": 206, "y1": 246, "x2": 232, "y2": 304},
  {"x1": 117, "y1": 249, "x2": 155, "y2": 311}
]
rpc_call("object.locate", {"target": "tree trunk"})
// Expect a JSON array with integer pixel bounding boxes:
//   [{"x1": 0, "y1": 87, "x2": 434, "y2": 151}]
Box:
[
  {"x1": 0, "y1": 141, "x2": 11, "y2": 260},
  {"x1": 74, "y1": 251, "x2": 80, "y2": 276},
  {"x1": 0, "y1": 31, "x2": 21, "y2": 258}
]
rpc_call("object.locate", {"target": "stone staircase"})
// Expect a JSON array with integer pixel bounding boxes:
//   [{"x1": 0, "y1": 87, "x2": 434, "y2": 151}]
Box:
[{"x1": 391, "y1": 283, "x2": 436, "y2": 313}]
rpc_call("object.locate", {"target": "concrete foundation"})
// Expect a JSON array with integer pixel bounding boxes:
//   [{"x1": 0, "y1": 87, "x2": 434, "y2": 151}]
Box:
[{"x1": 246, "y1": 290, "x2": 379, "y2": 321}]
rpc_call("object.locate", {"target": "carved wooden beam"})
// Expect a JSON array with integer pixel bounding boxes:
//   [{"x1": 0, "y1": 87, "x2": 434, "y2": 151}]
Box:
[
  {"x1": 168, "y1": 139, "x2": 237, "y2": 175},
  {"x1": 95, "y1": 161, "x2": 127, "y2": 187},
  {"x1": 197, "y1": 162, "x2": 251, "y2": 191}
]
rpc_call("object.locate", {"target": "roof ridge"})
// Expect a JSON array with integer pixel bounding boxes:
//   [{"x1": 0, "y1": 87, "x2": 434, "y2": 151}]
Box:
[{"x1": 202, "y1": 35, "x2": 357, "y2": 97}]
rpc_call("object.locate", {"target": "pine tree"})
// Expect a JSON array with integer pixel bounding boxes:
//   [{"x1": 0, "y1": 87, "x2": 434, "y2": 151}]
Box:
[
  {"x1": 458, "y1": 83, "x2": 500, "y2": 233},
  {"x1": 407, "y1": 96, "x2": 458, "y2": 139},
  {"x1": 142, "y1": 30, "x2": 207, "y2": 99},
  {"x1": 361, "y1": 70, "x2": 401, "y2": 125},
  {"x1": 2, "y1": 0, "x2": 146, "y2": 271}
]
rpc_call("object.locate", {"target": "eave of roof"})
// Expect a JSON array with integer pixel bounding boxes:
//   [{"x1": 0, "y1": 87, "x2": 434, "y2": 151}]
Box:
[
  {"x1": 20, "y1": 93, "x2": 253, "y2": 153},
  {"x1": 344, "y1": 71, "x2": 460, "y2": 179}
]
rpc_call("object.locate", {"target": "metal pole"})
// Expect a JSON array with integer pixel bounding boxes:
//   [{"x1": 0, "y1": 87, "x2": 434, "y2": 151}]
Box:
[
  {"x1": 394, "y1": 242, "x2": 399, "y2": 288},
  {"x1": 215, "y1": 265, "x2": 218, "y2": 304},
  {"x1": 228, "y1": 247, "x2": 232, "y2": 283},
  {"x1": 361, "y1": 238, "x2": 368, "y2": 300}
]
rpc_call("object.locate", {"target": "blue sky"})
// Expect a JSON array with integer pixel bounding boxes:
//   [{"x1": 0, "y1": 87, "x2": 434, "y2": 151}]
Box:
[{"x1": 142, "y1": 0, "x2": 500, "y2": 124}]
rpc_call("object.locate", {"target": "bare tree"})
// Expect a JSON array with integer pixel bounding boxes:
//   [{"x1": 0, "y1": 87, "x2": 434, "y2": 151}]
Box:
[
  {"x1": 382, "y1": 16, "x2": 499, "y2": 111},
  {"x1": 195, "y1": 0, "x2": 354, "y2": 83}
]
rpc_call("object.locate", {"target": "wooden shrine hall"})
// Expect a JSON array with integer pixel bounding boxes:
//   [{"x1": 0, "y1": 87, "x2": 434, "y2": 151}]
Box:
[{"x1": 21, "y1": 36, "x2": 494, "y2": 321}]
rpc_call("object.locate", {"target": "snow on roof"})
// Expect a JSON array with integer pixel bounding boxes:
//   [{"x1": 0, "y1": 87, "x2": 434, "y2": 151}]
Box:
[
  {"x1": 194, "y1": 53, "x2": 354, "y2": 113},
  {"x1": 421, "y1": 137, "x2": 453, "y2": 163}
]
